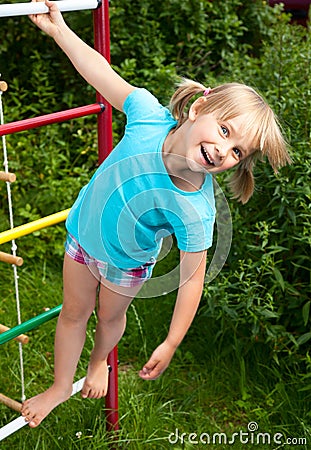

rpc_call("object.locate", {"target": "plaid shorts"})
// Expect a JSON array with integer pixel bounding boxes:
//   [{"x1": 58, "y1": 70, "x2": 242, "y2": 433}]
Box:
[{"x1": 65, "y1": 233, "x2": 155, "y2": 287}]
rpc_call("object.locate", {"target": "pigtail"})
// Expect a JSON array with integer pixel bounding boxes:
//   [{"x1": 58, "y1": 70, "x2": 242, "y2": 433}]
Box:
[
  {"x1": 228, "y1": 156, "x2": 258, "y2": 204},
  {"x1": 169, "y1": 78, "x2": 206, "y2": 128},
  {"x1": 260, "y1": 112, "x2": 292, "y2": 172},
  {"x1": 232, "y1": 111, "x2": 291, "y2": 203}
]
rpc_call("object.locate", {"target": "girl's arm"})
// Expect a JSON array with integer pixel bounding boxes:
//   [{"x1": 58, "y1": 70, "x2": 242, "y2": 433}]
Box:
[
  {"x1": 30, "y1": 0, "x2": 135, "y2": 111},
  {"x1": 139, "y1": 250, "x2": 207, "y2": 380}
]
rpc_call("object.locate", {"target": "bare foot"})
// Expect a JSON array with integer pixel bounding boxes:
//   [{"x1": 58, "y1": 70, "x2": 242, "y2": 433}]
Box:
[
  {"x1": 21, "y1": 384, "x2": 72, "y2": 428},
  {"x1": 81, "y1": 359, "x2": 109, "y2": 399}
]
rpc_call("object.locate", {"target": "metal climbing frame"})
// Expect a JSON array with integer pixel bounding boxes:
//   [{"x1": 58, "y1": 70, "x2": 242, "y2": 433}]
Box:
[{"x1": 0, "y1": 0, "x2": 118, "y2": 436}]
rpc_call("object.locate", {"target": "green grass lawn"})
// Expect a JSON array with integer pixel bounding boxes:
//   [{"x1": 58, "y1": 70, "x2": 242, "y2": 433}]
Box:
[{"x1": 0, "y1": 258, "x2": 310, "y2": 449}]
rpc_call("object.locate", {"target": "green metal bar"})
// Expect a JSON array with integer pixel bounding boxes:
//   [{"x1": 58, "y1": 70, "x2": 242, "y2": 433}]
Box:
[{"x1": 0, "y1": 304, "x2": 62, "y2": 345}]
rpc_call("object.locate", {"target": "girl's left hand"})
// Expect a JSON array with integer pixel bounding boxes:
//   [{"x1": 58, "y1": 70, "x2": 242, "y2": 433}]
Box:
[{"x1": 139, "y1": 340, "x2": 176, "y2": 380}]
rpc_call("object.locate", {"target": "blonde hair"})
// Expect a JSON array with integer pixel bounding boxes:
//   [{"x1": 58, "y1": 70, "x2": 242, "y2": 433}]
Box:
[{"x1": 169, "y1": 78, "x2": 291, "y2": 203}]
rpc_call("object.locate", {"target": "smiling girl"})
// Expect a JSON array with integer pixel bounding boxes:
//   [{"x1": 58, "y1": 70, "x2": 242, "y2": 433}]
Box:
[{"x1": 21, "y1": 0, "x2": 291, "y2": 428}]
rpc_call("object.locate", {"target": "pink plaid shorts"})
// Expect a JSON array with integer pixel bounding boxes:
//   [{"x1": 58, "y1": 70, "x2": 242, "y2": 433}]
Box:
[{"x1": 65, "y1": 234, "x2": 155, "y2": 287}]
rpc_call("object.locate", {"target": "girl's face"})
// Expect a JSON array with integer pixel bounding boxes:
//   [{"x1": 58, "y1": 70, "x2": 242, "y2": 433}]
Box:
[{"x1": 184, "y1": 102, "x2": 256, "y2": 174}]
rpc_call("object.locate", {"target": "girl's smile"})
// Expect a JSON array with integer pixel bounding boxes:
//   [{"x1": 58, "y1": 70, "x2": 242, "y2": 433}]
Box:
[
  {"x1": 185, "y1": 109, "x2": 256, "y2": 175},
  {"x1": 163, "y1": 101, "x2": 256, "y2": 186}
]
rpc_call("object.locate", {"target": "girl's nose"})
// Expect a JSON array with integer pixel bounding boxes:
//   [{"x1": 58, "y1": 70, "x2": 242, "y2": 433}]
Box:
[{"x1": 215, "y1": 145, "x2": 228, "y2": 160}]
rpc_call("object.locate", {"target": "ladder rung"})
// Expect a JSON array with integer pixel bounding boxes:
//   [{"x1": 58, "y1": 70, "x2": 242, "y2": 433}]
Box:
[
  {"x1": 0, "y1": 305, "x2": 62, "y2": 345},
  {"x1": 0, "y1": 209, "x2": 70, "y2": 245},
  {"x1": 0, "y1": 81, "x2": 8, "y2": 92},
  {"x1": 0, "y1": 251, "x2": 23, "y2": 266},
  {"x1": 0, "y1": 171, "x2": 16, "y2": 183},
  {"x1": 0, "y1": 103, "x2": 105, "y2": 137},
  {"x1": 0, "y1": 324, "x2": 28, "y2": 345},
  {"x1": 0, "y1": 0, "x2": 100, "y2": 18},
  {"x1": 0, "y1": 393, "x2": 22, "y2": 413}
]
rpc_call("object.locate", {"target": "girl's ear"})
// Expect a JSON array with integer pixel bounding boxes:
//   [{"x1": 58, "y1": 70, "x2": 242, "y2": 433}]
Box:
[{"x1": 188, "y1": 96, "x2": 207, "y2": 121}]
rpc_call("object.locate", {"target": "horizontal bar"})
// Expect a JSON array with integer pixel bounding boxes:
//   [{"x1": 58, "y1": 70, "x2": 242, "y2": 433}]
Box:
[
  {"x1": 0, "y1": 208, "x2": 70, "y2": 244},
  {"x1": 0, "y1": 103, "x2": 104, "y2": 137},
  {"x1": 0, "y1": 81, "x2": 8, "y2": 92},
  {"x1": 0, "y1": 376, "x2": 85, "y2": 441},
  {"x1": 0, "y1": 251, "x2": 23, "y2": 266},
  {"x1": 0, "y1": 0, "x2": 101, "y2": 18},
  {"x1": 0, "y1": 393, "x2": 22, "y2": 413},
  {"x1": 0, "y1": 171, "x2": 16, "y2": 183},
  {"x1": 0, "y1": 304, "x2": 62, "y2": 345},
  {"x1": 0, "y1": 324, "x2": 28, "y2": 344},
  {"x1": 0, "y1": 417, "x2": 26, "y2": 442}
]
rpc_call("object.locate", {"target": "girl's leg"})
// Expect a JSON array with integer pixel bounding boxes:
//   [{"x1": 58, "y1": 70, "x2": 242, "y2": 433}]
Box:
[
  {"x1": 81, "y1": 280, "x2": 142, "y2": 399},
  {"x1": 21, "y1": 254, "x2": 99, "y2": 427}
]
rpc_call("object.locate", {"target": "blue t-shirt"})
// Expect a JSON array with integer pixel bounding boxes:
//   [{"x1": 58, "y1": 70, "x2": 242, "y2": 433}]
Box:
[{"x1": 66, "y1": 88, "x2": 216, "y2": 269}]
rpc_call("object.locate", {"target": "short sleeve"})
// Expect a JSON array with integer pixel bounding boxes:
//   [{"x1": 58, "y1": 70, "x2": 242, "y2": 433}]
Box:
[
  {"x1": 161, "y1": 186, "x2": 216, "y2": 253},
  {"x1": 123, "y1": 88, "x2": 173, "y2": 125}
]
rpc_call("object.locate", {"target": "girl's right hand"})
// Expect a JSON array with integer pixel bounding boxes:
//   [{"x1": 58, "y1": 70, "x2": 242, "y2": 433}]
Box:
[{"x1": 29, "y1": 0, "x2": 66, "y2": 39}]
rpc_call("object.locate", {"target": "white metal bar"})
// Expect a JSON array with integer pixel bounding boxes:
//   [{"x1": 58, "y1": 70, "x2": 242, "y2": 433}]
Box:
[
  {"x1": 0, "y1": 0, "x2": 100, "y2": 18},
  {"x1": 0, "y1": 416, "x2": 27, "y2": 441},
  {"x1": 0, "y1": 377, "x2": 86, "y2": 441}
]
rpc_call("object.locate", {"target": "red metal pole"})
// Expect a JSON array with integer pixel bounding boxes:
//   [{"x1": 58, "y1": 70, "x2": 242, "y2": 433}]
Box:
[
  {"x1": 93, "y1": 0, "x2": 119, "y2": 433},
  {"x1": 93, "y1": 0, "x2": 113, "y2": 164},
  {"x1": 0, "y1": 103, "x2": 104, "y2": 136},
  {"x1": 106, "y1": 347, "x2": 119, "y2": 432}
]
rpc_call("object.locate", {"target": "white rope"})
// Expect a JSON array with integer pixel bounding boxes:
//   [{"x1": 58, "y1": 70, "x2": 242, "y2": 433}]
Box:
[
  {"x1": 0, "y1": 87, "x2": 25, "y2": 402},
  {"x1": 0, "y1": 377, "x2": 86, "y2": 441}
]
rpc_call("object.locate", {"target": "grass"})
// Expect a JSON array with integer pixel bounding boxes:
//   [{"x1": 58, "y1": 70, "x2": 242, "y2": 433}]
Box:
[{"x1": 0, "y1": 255, "x2": 310, "y2": 449}]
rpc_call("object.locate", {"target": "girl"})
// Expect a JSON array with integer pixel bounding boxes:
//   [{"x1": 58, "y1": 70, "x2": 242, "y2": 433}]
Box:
[{"x1": 21, "y1": 0, "x2": 291, "y2": 428}]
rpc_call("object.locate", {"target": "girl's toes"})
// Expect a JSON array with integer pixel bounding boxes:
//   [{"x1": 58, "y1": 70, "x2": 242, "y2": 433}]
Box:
[
  {"x1": 81, "y1": 385, "x2": 90, "y2": 399},
  {"x1": 29, "y1": 417, "x2": 41, "y2": 428}
]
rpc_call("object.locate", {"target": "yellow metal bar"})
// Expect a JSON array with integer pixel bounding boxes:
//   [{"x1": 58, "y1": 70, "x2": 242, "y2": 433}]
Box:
[{"x1": 0, "y1": 209, "x2": 70, "y2": 244}]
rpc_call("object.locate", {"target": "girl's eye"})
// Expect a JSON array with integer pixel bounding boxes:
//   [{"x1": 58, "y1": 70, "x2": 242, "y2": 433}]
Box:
[
  {"x1": 221, "y1": 125, "x2": 229, "y2": 137},
  {"x1": 233, "y1": 147, "x2": 241, "y2": 158}
]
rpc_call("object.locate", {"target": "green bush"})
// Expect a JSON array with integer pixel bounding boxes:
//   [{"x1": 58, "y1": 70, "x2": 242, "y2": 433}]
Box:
[{"x1": 200, "y1": 16, "x2": 310, "y2": 376}]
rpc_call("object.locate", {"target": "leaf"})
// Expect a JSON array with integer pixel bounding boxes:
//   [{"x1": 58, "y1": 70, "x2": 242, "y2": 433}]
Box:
[
  {"x1": 302, "y1": 301, "x2": 311, "y2": 327},
  {"x1": 298, "y1": 385, "x2": 311, "y2": 392},
  {"x1": 296, "y1": 332, "x2": 311, "y2": 346},
  {"x1": 272, "y1": 267, "x2": 285, "y2": 291},
  {"x1": 260, "y1": 309, "x2": 279, "y2": 319}
]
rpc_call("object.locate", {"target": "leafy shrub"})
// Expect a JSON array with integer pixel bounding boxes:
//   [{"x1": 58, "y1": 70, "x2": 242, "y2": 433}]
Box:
[{"x1": 201, "y1": 16, "x2": 310, "y2": 372}]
